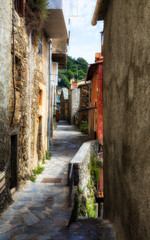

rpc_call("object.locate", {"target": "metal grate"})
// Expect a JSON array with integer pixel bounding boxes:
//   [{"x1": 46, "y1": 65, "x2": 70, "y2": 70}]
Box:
[{"x1": 41, "y1": 178, "x2": 62, "y2": 183}]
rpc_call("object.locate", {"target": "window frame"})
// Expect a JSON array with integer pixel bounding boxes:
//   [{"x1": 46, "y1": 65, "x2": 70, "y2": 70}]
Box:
[
  {"x1": 15, "y1": 0, "x2": 24, "y2": 17},
  {"x1": 39, "y1": 37, "x2": 43, "y2": 56}
]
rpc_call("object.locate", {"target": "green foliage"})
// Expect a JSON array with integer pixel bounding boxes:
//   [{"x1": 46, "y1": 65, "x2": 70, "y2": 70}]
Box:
[
  {"x1": 27, "y1": 0, "x2": 49, "y2": 18},
  {"x1": 59, "y1": 74, "x2": 70, "y2": 88},
  {"x1": 86, "y1": 199, "x2": 96, "y2": 218},
  {"x1": 78, "y1": 187, "x2": 82, "y2": 194},
  {"x1": 32, "y1": 165, "x2": 45, "y2": 175},
  {"x1": 29, "y1": 176, "x2": 36, "y2": 182},
  {"x1": 80, "y1": 121, "x2": 88, "y2": 134},
  {"x1": 25, "y1": 0, "x2": 49, "y2": 34},
  {"x1": 46, "y1": 151, "x2": 51, "y2": 160},
  {"x1": 32, "y1": 0, "x2": 49, "y2": 19},
  {"x1": 78, "y1": 196, "x2": 86, "y2": 217},
  {"x1": 58, "y1": 55, "x2": 88, "y2": 88},
  {"x1": 88, "y1": 154, "x2": 103, "y2": 188},
  {"x1": 42, "y1": 155, "x2": 46, "y2": 164}
]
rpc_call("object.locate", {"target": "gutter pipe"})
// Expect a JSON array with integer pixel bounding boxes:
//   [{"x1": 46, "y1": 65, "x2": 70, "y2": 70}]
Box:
[
  {"x1": 48, "y1": 40, "x2": 52, "y2": 152},
  {"x1": 11, "y1": 1, "x2": 16, "y2": 127},
  {"x1": 91, "y1": 0, "x2": 101, "y2": 26}
]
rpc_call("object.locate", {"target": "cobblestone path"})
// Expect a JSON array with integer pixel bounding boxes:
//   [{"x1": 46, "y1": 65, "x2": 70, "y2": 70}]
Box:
[
  {"x1": 53, "y1": 218, "x2": 116, "y2": 240},
  {"x1": 0, "y1": 121, "x2": 89, "y2": 240}
]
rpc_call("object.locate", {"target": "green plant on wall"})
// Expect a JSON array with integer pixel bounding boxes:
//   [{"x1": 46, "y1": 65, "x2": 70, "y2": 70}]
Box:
[
  {"x1": 77, "y1": 152, "x2": 103, "y2": 218},
  {"x1": 80, "y1": 121, "x2": 88, "y2": 134},
  {"x1": 34, "y1": 0, "x2": 49, "y2": 17},
  {"x1": 42, "y1": 155, "x2": 46, "y2": 164},
  {"x1": 86, "y1": 199, "x2": 96, "y2": 218},
  {"x1": 46, "y1": 151, "x2": 51, "y2": 160},
  {"x1": 88, "y1": 154, "x2": 103, "y2": 188},
  {"x1": 25, "y1": 0, "x2": 49, "y2": 34}
]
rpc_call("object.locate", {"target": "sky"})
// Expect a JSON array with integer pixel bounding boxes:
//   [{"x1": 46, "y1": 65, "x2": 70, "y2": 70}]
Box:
[{"x1": 68, "y1": 0, "x2": 103, "y2": 64}]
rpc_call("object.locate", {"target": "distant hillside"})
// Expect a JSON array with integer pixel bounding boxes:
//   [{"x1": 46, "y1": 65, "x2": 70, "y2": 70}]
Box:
[{"x1": 58, "y1": 55, "x2": 88, "y2": 88}]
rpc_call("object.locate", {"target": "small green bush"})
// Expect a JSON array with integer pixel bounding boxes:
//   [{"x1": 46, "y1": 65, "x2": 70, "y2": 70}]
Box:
[
  {"x1": 29, "y1": 164, "x2": 45, "y2": 182},
  {"x1": 88, "y1": 154, "x2": 103, "y2": 188},
  {"x1": 25, "y1": 0, "x2": 49, "y2": 34},
  {"x1": 46, "y1": 151, "x2": 51, "y2": 160},
  {"x1": 32, "y1": 165, "x2": 45, "y2": 175},
  {"x1": 29, "y1": 176, "x2": 36, "y2": 182},
  {"x1": 42, "y1": 155, "x2": 46, "y2": 164},
  {"x1": 80, "y1": 121, "x2": 88, "y2": 134},
  {"x1": 86, "y1": 199, "x2": 96, "y2": 218}
]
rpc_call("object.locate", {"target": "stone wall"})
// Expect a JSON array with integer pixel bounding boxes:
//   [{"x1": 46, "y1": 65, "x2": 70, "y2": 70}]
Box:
[
  {"x1": 78, "y1": 84, "x2": 90, "y2": 126},
  {"x1": 69, "y1": 140, "x2": 99, "y2": 195},
  {"x1": 0, "y1": 0, "x2": 12, "y2": 210},
  {"x1": 69, "y1": 140, "x2": 99, "y2": 219},
  {"x1": 10, "y1": 8, "x2": 30, "y2": 181},
  {"x1": 103, "y1": 1, "x2": 150, "y2": 239},
  {"x1": 69, "y1": 88, "x2": 80, "y2": 125},
  {"x1": 60, "y1": 89, "x2": 69, "y2": 121},
  {"x1": 10, "y1": 4, "x2": 49, "y2": 182}
]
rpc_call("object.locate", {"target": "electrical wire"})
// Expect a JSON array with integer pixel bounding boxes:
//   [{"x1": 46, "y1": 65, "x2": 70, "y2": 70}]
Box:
[{"x1": 10, "y1": 3, "x2": 16, "y2": 127}]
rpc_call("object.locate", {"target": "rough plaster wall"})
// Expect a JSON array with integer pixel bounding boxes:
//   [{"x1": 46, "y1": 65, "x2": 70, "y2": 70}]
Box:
[
  {"x1": 0, "y1": 0, "x2": 12, "y2": 210},
  {"x1": 10, "y1": 10, "x2": 30, "y2": 180},
  {"x1": 79, "y1": 85, "x2": 90, "y2": 125},
  {"x1": 71, "y1": 88, "x2": 80, "y2": 125},
  {"x1": 103, "y1": 1, "x2": 150, "y2": 240},
  {"x1": 29, "y1": 34, "x2": 49, "y2": 167},
  {"x1": 11, "y1": 10, "x2": 49, "y2": 179}
]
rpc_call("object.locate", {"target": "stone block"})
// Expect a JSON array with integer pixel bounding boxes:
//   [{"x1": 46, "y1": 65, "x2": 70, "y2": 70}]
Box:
[{"x1": 23, "y1": 212, "x2": 39, "y2": 226}]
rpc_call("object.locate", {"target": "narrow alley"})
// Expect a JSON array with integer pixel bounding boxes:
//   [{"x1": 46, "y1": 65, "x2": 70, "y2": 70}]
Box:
[
  {"x1": 0, "y1": 121, "x2": 116, "y2": 240},
  {"x1": 0, "y1": 121, "x2": 88, "y2": 239},
  {"x1": 0, "y1": 1, "x2": 150, "y2": 240}
]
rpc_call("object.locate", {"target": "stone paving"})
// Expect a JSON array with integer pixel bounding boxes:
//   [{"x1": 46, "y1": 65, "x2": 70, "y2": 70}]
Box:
[
  {"x1": 0, "y1": 121, "x2": 116, "y2": 240},
  {"x1": 0, "y1": 121, "x2": 89, "y2": 240},
  {"x1": 53, "y1": 218, "x2": 116, "y2": 240}
]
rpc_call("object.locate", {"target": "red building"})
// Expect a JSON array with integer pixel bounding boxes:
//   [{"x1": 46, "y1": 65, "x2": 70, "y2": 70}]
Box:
[{"x1": 86, "y1": 54, "x2": 103, "y2": 145}]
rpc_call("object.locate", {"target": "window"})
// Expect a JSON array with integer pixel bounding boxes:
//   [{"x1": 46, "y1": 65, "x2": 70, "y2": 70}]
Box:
[
  {"x1": 15, "y1": 0, "x2": 24, "y2": 17},
  {"x1": 39, "y1": 89, "x2": 43, "y2": 106},
  {"x1": 39, "y1": 37, "x2": 43, "y2": 56}
]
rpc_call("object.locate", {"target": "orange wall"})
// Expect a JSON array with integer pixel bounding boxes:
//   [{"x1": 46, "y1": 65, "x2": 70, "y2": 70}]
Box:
[
  {"x1": 90, "y1": 63, "x2": 103, "y2": 143},
  {"x1": 97, "y1": 64, "x2": 103, "y2": 144}
]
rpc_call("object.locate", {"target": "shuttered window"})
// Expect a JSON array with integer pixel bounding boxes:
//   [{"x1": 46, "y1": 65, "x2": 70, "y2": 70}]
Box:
[{"x1": 15, "y1": 0, "x2": 24, "y2": 17}]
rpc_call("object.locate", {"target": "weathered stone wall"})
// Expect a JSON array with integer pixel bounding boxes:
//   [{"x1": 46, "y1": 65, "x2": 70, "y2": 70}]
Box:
[
  {"x1": 69, "y1": 140, "x2": 99, "y2": 219},
  {"x1": 78, "y1": 84, "x2": 90, "y2": 126},
  {"x1": 29, "y1": 34, "x2": 49, "y2": 169},
  {"x1": 69, "y1": 140, "x2": 99, "y2": 195},
  {"x1": 10, "y1": 4, "x2": 49, "y2": 181},
  {"x1": 69, "y1": 88, "x2": 80, "y2": 125},
  {"x1": 0, "y1": 0, "x2": 12, "y2": 210},
  {"x1": 103, "y1": 1, "x2": 150, "y2": 239},
  {"x1": 10, "y1": 8, "x2": 30, "y2": 181},
  {"x1": 60, "y1": 90, "x2": 69, "y2": 121}
]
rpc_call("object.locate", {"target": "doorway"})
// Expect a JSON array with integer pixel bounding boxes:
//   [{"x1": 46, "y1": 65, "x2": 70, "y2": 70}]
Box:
[{"x1": 10, "y1": 134, "x2": 18, "y2": 189}]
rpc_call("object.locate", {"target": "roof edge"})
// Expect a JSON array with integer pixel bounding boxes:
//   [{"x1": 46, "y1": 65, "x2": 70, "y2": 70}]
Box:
[
  {"x1": 91, "y1": 0, "x2": 101, "y2": 26},
  {"x1": 91, "y1": 0, "x2": 110, "y2": 25}
]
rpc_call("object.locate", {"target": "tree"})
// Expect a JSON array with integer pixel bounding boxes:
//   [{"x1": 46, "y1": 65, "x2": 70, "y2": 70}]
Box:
[{"x1": 58, "y1": 55, "x2": 88, "y2": 88}]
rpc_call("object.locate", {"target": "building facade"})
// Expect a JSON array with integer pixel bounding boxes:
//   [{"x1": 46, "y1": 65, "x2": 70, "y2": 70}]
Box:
[
  {"x1": 92, "y1": 1, "x2": 150, "y2": 240},
  {"x1": 0, "y1": 0, "x2": 12, "y2": 211},
  {"x1": 86, "y1": 60, "x2": 103, "y2": 144}
]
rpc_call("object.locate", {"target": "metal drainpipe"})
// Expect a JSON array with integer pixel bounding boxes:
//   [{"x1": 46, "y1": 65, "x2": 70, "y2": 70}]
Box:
[
  {"x1": 11, "y1": 0, "x2": 16, "y2": 127},
  {"x1": 48, "y1": 40, "x2": 52, "y2": 152}
]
